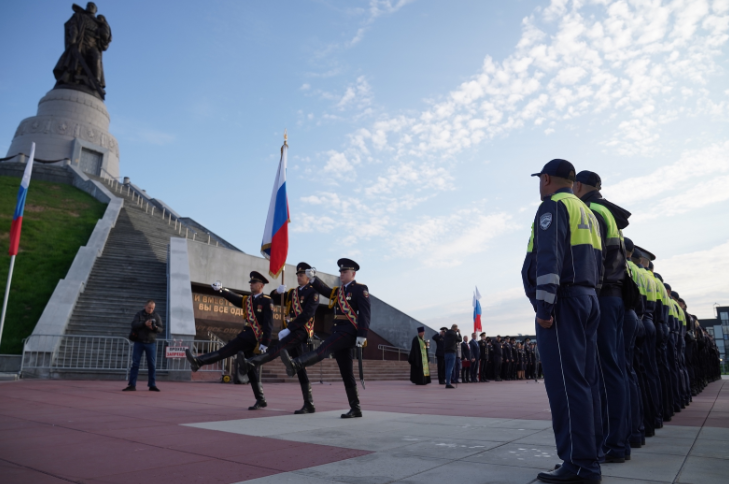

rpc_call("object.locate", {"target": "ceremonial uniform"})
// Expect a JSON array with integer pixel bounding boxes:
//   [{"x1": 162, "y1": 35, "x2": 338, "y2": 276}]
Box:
[
  {"x1": 522, "y1": 160, "x2": 603, "y2": 482},
  {"x1": 238, "y1": 263, "x2": 319, "y2": 414},
  {"x1": 281, "y1": 258, "x2": 370, "y2": 418},
  {"x1": 185, "y1": 271, "x2": 273, "y2": 410},
  {"x1": 576, "y1": 171, "x2": 631, "y2": 461}
]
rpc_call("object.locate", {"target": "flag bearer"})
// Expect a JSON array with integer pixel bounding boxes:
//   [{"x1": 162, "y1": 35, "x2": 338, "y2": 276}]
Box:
[
  {"x1": 238, "y1": 262, "x2": 319, "y2": 415},
  {"x1": 522, "y1": 159, "x2": 604, "y2": 484},
  {"x1": 281, "y1": 258, "x2": 370, "y2": 419},
  {"x1": 185, "y1": 271, "x2": 273, "y2": 410}
]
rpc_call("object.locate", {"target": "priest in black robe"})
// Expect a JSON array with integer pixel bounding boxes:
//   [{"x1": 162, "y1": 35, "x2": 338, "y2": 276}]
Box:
[{"x1": 408, "y1": 327, "x2": 431, "y2": 385}]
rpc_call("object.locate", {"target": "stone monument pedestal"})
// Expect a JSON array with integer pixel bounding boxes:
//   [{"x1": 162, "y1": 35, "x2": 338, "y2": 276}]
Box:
[{"x1": 5, "y1": 89, "x2": 119, "y2": 178}]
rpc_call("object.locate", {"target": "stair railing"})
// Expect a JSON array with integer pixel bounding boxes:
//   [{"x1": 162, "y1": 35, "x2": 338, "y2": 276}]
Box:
[{"x1": 377, "y1": 343, "x2": 436, "y2": 363}]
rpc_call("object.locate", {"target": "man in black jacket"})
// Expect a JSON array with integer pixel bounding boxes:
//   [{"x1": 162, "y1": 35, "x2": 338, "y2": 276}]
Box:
[
  {"x1": 443, "y1": 324, "x2": 462, "y2": 388},
  {"x1": 478, "y1": 333, "x2": 490, "y2": 382},
  {"x1": 461, "y1": 336, "x2": 471, "y2": 383},
  {"x1": 492, "y1": 335, "x2": 503, "y2": 382},
  {"x1": 124, "y1": 300, "x2": 163, "y2": 392},
  {"x1": 431, "y1": 327, "x2": 447, "y2": 384}
]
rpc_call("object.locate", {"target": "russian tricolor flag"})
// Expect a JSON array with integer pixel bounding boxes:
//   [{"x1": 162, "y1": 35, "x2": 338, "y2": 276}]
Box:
[
  {"x1": 8, "y1": 143, "x2": 35, "y2": 256},
  {"x1": 261, "y1": 140, "x2": 290, "y2": 278},
  {"x1": 473, "y1": 286, "x2": 482, "y2": 332}
]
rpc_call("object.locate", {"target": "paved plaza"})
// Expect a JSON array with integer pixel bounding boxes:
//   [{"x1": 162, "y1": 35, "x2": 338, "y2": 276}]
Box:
[{"x1": 0, "y1": 377, "x2": 727, "y2": 483}]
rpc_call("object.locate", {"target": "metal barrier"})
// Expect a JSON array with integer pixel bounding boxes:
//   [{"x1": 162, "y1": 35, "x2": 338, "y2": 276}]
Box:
[
  {"x1": 377, "y1": 343, "x2": 435, "y2": 363},
  {"x1": 20, "y1": 335, "x2": 227, "y2": 378}
]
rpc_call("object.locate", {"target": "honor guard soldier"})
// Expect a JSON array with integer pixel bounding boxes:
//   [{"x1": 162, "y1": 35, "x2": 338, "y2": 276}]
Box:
[
  {"x1": 281, "y1": 258, "x2": 370, "y2": 419},
  {"x1": 522, "y1": 159, "x2": 603, "y2": 484},
  {"x1": 185, "y1": 271, "x2": 273, "y2": 410},
  {"x1": 574, "y1": 170, "x2": 632, "y2": 462},
  {"x1": 237, "y1": 262, "x2": 319, "y2": 414}
]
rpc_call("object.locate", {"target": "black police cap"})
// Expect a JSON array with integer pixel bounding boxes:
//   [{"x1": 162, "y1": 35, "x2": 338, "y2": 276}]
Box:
[
  {"x1": 417, "y1": 326, "x2": 425, "y2": 333},
  {"x1": 634, "y1": 245, "x2": 655, "y2": 261},
  {"x1": 440, "y1": 327, "x2": 448, "y2": 332},
  {"x1": 337, "y1": 258, "x2": 360, "y2": 272},
  {"x1": 671, "y1": 290, "x2": 679, "y2": 299},
  {"x1": 296, "y1": 262, "x2": 311, "y2": 274},
  {"x1": 531, "y1": 159, "x2": 576, "y2": 181},
  {"x1": 654, "y1": 272, "x2": 663, "y2": 282},
  {"x1": 664, "y1": 283, "x2": 672, "y2": 291},
  {"x1": 249, "y1": 271, "x2": 269, "y2": 284},
  {"x1": 575, "y1": 170, "x2": 602, "y2": 189},
  {"x1": 624, "y1": 237, "x2": 634, "y2": 253}
]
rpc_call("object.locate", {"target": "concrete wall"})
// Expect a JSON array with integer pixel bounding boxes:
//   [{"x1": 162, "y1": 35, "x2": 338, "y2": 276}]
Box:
[
  {"x1": 186, "y1": 240, "x2": 340, "y2": 295},
  {"x1": 167, "y1": 238, "x2": 196, "y2": 341},
  {"x1": 0, "y1": 162, "x2": 73, "y2": 185},
  {"x1": 370, "y1": 296, "x2": 436, "y2": 350}
]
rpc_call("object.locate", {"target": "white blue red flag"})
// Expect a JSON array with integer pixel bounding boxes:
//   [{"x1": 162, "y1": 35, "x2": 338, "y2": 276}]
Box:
[
  {"x1": 261, "y1": 141, "x2": 290, "y2": 278},
  {"x1": 8, "y1": 143, "x2": 35, "y2": 256},
  {"x1": 473, "y1": 286, "x2": 482, "y2": 332}
]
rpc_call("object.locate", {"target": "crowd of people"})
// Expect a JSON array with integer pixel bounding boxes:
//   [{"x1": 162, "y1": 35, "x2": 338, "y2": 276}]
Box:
[
  {"x1": 429, "y1": 327, "x2": 544, "y2": 386},
  {"x1": 520, "y1": 160, "x2": 722, "y2": 483}
]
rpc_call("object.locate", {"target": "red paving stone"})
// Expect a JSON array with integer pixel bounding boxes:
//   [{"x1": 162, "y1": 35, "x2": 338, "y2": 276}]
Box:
[{"x1": 0, "y1": 378, "x2": 725, "y2": 483}]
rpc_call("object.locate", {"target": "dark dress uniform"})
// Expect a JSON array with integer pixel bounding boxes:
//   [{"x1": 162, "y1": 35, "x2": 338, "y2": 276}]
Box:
[
  {"x1": 492, "y1": 338, "x2": 503, "y2": 381},
  {"x1": 522, "y1": 160, "x2": 603, "y2": 482},
  {"x1": 478, "y1": 338, "x2": 489, "y2": 382},
  {"x1": 238, "y1": 262, "x2": 319, "y2": 414},
  {"x1": 185, "y1": 271, "x2": 273, "y2": 410},
  {"x1": 281, "y1": 258, "x2": 370, "y2": 418}
]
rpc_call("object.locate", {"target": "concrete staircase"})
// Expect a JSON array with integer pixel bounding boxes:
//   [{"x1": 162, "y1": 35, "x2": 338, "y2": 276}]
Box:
[{"x1": 52, "y1": 180, "x2": 184, "y2": 377}]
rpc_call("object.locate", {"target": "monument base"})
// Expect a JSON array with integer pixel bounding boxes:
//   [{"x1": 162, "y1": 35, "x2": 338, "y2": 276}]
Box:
[{"x1": 5, "y1": 89, "x2": 119, "y2": 178}]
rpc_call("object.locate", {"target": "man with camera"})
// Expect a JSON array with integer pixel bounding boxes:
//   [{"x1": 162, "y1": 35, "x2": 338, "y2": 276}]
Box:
[{"x1": 124, "y1": 300, "x2": 164, "y2": 392}]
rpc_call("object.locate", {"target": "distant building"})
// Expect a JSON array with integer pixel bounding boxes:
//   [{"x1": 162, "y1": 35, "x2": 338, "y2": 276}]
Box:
[{"x1": 699, "y1": 306, "x2": 729, "y2": 363}]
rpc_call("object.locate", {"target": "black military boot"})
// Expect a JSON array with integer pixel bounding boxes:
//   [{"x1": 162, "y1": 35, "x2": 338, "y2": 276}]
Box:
[
  {"x1": 341, "y1": 386, "x2": 362, "y2": 418},
  {"x1": 248, "y1": 380, "x2": 267, "y2": 410},
  {"x1": 237, "y1": 351, "x2": 274, "y2": 377},
  {"x1": 186, "y1": 349, "x2": 223, "y2": 372},
  {"x1": 294, "y1": 380, "x2": 316, "y2": 415},
  {"x1": 281, "y1": 350, "x2": 319, "y2": 378}
]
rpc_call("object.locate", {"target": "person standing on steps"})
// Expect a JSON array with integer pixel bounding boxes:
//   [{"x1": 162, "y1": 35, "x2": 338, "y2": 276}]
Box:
[
  {"x1": 124, "y1": 300, "x2": 163, "y2": 392},
  {"x1": 280, "y1": 259, "x2": 370, "y2": 419},
  {"x1": 185, "y1": 271, "x2": 273, "y2": 411}
]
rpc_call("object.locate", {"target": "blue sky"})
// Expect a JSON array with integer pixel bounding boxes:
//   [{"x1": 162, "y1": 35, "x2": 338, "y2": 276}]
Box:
[{"x1": 2, "y1": 0, "x2": 728, "y2": 336}]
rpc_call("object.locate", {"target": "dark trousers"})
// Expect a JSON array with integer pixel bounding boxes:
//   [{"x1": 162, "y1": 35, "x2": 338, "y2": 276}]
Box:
[
  {"x1": 596, "y1": 296, "x2": 628, "y2": 459},
  {"x1": 129, "y1": 342, "x2": 156, "y2": 388},
  {"x1": 453, "y1": 357, "x2": 461, "y2": 383},
  {"x1": 634, "y1": 322, "x2": 655, "y2": 436},
  {"x1": 536, "y1": 288, "x2": 601, "y2": 480},
  {"x1": 623, "y1": 310, "x2": 643, "y2": 445},
  {"x1": 479, "y1": 358, "x2": 488, "y2": 381},
  {"x1": 436, "y1": 356, "x2": 445, "y2": 384},
  {"x1": 493, "y1": 358, "x2": 502, "y2": 380},
  {"x1": 471, "y1": 358, "x2": 479, "y2": 382},
  {"x1": 216, "y1": 329, "x2": 261, "y2": 386},
  {"x1": 655, "y1": 323, "x2": 673, "y2": 419},
  {"x1": 666, "y1": 332, "x2": 682, "y2": 411},
  {"x1": 256, "y1": 330, "x2": 311, "y2": 387},
  {"x1": 641, "y1": 317, "x2": 663, "y2": 427},
  {"x1": 302, "y1": 331, "x2": 357, "y2": 389}
]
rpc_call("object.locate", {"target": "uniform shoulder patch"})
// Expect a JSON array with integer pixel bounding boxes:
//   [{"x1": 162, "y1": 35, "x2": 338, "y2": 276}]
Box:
[
  {"x1": 313, "y1": 293, "x2": 319, "y2": 302},
  {"x1": 262, "y1": 294, "x2": 271, "y2": 299},
  {"x1": 363, "y1": 290, "x2": 369, "y2": 298},
  {"x1": 539, "y1": 213, "x2": 553, "y2": 230}
]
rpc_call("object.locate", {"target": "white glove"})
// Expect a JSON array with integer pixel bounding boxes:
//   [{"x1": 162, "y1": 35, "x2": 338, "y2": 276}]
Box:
[
  {"x1": 356, "y1": 337, "x2": 366, "y2": 347},
  {"x1": 259, "y1": 344, "x2": 268, "y2": 353},
  {"x1": 278, "y1": 328, "x2": 291, "y2": 340},
  {"x1": 305, "y1": 268, "x2": 317, "y2": 281},
  {"x1": 211, "y1": 281, "x2": 222, "y2": 292},
  {"x1": 276, "y1": 284, "x2": 287, "y2": 294}
]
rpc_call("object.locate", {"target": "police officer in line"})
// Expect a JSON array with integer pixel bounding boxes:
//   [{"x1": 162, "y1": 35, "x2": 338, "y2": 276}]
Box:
[
  {"x1": 185, "y1": 271, "x2": 273, "y2": 410},
  {"x1": 281, "y1": 258, "x2": 370, "y2": 419},
  {"x1": 574, "y1": 171, "x2": 632, "y2": 463},
  {"x1": 237, "y1": 263, "x2": 319, "y2": 415},
  {"x1": 491, "y1": 335, "x2": 503, "y2": 382},
  {"x1": 522, "y1": 159, "x2": 604, "y2": 484},
  {"x1": 646, "y1": 263, "x2": 675, "y2": 424}
]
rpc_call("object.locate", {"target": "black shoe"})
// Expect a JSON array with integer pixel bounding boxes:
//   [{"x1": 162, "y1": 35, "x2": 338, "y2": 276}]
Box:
[
  {"x1": 495, "y1": 378, "x2": 502, "y2": 382},
  {"x1": 629, "y1": 441, "x2": 642, "y2": 449},
  {"x1": 185, "y1": 348, "x2": 201, "y2": 372},
  {"x1": 603, "y1": 455, "x2": 625, "y2": 464},
  {"x1": 341, "y1": 386, "x2": 362, "y2": 418},
  {"x1": 122, "y1": 385, "x2": 135, "y2": 391},
  {"x1": 625, "y1": 455, "x2": 631, "y2": 461},
  {"x1": 645, "y1": 429, "x2": 655, "y2": 437},
  {"x1": 445, "y1": 384, "x2": 455, "y2": 389},
  {"x1": 249, "y1": 399, "x2": 267, "y2": 410},
  {"x1": 537, "y1": 465, "x2": 601, "y2": 483},
  {"x1": 149, "y1": 386, "x2": 160, "y2": 392},
  {"x1": 295, "y1": 402, "x2": 316, "y2": 414}
]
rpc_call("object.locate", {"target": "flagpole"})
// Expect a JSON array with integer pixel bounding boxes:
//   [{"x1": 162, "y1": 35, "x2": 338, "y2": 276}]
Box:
[
  {"x1": 0, "y1": 255, "x2": 16, "y2": 349},
  {"x1": 280, "y1": 130, "x2": 288, "y2": 324}
]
